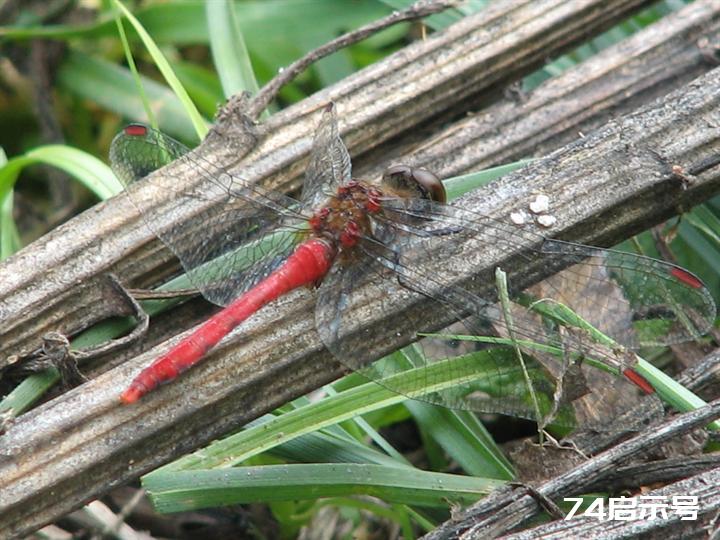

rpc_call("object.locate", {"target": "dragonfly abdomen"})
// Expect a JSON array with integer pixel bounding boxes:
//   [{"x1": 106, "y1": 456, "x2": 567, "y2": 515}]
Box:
[{"x1": 121, "y1": 238, "x2": 335, "y2": 404}]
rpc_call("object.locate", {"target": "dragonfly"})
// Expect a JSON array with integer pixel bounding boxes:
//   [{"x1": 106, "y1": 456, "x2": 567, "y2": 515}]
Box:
[{"x1": 110, "y1": 104, "x2": 715, "y2": 430}]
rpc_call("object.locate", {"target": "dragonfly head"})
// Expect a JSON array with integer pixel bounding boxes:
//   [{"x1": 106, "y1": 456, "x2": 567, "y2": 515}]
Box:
[{"x1": 381, "y1": 165, "x2": 446, "y2": 204}]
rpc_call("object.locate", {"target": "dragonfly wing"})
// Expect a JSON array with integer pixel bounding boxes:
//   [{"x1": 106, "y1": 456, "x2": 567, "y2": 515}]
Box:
[
  {"x1": 110, "y1": 125, "x2": 308, "y2": 306},
  {"x1": 316, "y1": 235, "x2": 566, "y2": 424},
  {"x1": 317, "y1": 197, "x2": 714, "y2": 429},
  {"x1": 538, "y1": 239, "x2": 716, "y2": 347},
  {"x1": 301, "y1": 104, "x2": 352, "y2": 207},
  {"x1": 110, "y1": 125, "x2": 191, "y2": 187},
  {"x1": 375, "y1": 198, "x2": 716, "y2": 348}
]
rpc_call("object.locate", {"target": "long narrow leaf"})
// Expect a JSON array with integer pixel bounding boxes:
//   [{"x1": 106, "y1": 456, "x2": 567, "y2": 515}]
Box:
[
  {"x1": 406, "y1": 402, "x2": 514, "y2": 479},
  {"x1": 143, "y1": 463, "x2": 503, "y2": 513},
  {"x1": 0, "y1": 189, "x2": 19, "y2": 260},
  {"x1": 112, "y1": 0, "x2": 208, "y2": 138},
  {"x1": 151, "y1": 350, "x2": 505, "y2": 474},
  {"x1": 206, "y1": 0, "x2": 261, "y2": 100},
  {"x1": 0, "y1": 148, "x2": 19, "y2": 259},
  {"x1": 443, "y1": 160, "x2": 533, "y2": 200},
  {"x1": 0, "y1": 146, "x2": 122, "y2": 202}
]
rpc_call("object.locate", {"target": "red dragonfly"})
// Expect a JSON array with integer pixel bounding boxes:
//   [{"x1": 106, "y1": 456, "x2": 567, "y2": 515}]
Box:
[{"x1": 111, "y1": 105, "x2": 714, "y2": 429}]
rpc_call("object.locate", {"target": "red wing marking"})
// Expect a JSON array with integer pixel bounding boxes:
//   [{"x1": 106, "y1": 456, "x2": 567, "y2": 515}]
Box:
[
  {"x1": 622, "y1": 368, "x2": 655, "y2": 395},
  {"x1": 670, "y1": 267, "x2": 703, "y2": 289},
  {"x1": 124, "y1": 124, "x2": 149, "y2": 137}
]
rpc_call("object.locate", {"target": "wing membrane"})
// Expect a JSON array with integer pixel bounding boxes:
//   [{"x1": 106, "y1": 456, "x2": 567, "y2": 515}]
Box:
[
  {"x1": 301, "y1": 105, "x2": 352, "y2": 207},
  {"x1": 316, "y1": 197, "x2": 713, "y2": 429},
  {"x1": 110, "y1": 125, "x2": 308, "y2": 305}
]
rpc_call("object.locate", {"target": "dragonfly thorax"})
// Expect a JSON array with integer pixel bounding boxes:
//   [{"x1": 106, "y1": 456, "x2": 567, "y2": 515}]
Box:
[{"x1": 309, "y1": 181, "x2": 382, "y2": 248}]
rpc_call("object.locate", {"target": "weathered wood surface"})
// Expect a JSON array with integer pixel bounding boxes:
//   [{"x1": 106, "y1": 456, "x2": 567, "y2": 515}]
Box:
[
  {"x1": 2, "y1": 1, "x2": 720, "y2": 538},
  {"x1": 356, "y1": 0, "x2": 720, "y2": 179}
]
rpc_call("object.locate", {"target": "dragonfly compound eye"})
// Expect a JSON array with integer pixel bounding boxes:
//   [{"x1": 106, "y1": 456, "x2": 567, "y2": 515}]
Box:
[
  {"x1": 382, "y1": 165, "x2": 445, "y2": 203},
  {"x1": 411, "y1": 168, "x2": 446, "y2": 203},
  {"x1": 382, "y1": 164, "x2": 414, "y2": 194},
  {"x1": 382, "y1": 164, "x2": 413, "y2": 186}
]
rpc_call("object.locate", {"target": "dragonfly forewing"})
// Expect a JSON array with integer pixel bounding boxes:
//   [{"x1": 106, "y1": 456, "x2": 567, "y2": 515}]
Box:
[
  {"x1": 301, "y1": 104, "x2": 353, "y2": 209},
  {"x1": 110, "y1": 125, "x2": 311, "y2": 306}
]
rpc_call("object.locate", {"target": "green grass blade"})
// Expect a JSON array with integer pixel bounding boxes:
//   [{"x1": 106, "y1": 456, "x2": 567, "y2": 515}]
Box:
[
  {"x1": 634, "y1": 358, "x2": 720, "y2": 430},
  {"x1": 684, "y1": 205, "x2": 720, "y2": 247},
  {"x1": 443, "y1": 159, "x2": 533, "y2": 200},
  {"x1": 0, "y1": 148, "x2": 20, "y2": 259},
  {"x1": 143, "y1": 463, "x2": 503, "y2": 513},
  {"x1": 29, "y1": 146, "x2": 124, "y2": 199},
  {"x1": 267, "y1": 423, "x2": 413, "y2": 467},
  {"x1": 112, "y1": 0, "x2": 208, "y2": 139},
  {"x1": 0, "y1": 189, "x2": 19, "y2": 260},
  {"x1": 0, "y1": 146, "x2": 122, "y2": 202},
  {"x1": 323, "y1": 385, "x2": 410, "y2": 465},
  {"x1": 405, "y1": 402, "x2": 514, "y2": 479},
  {"x1": 150, "y1": 351, "x2": 506, "y2": 474},
  {"x1": 171, "y1": 62, "x2": 225, "y2": 118},
  {"x1": 205, "y1": 0, "x2": 261, "y2": 100},
  {"x1": 114, "y1": 14, "x2": 155, "y2": 129}
]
